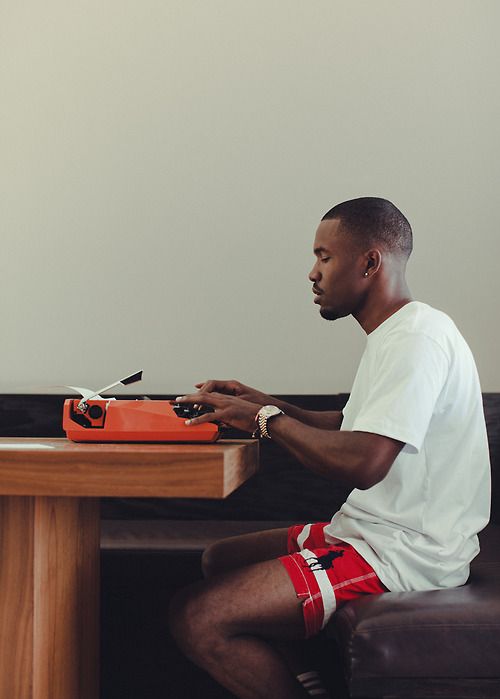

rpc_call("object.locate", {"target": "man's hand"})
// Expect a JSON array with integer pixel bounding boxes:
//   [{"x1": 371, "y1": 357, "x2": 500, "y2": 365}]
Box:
[
  {"x1": 174, "y1": 391, "x2": 262, "y2": 434},
  {"x1": 192, "y1": 378, "x2": 344, "y2": 431},
  {"x1": 194, "y1": 379, "x2": 273, "y2": 406},
  {"x1": 195, "y1": 379, "x2": 275, "y2": 407}
]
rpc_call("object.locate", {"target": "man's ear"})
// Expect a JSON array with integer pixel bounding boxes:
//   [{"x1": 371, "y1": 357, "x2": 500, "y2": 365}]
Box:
[{"x1": 364, "y1": 249, "x2": 382, "y2": 277}]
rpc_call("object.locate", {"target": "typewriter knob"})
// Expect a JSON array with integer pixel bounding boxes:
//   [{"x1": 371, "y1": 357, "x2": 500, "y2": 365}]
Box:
[{"x1": 88, "y1": 405, "x2": 104, "y2": 419}]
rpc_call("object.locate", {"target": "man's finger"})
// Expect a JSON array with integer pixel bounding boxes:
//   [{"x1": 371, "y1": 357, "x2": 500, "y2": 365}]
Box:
[
  {"x1": 175, "y1": 391, "x2": 222, "y2": 406},
  {"x1": 193, "y1": 381, "x2": 214, "y2": 394},
  {"x1": 184, "y1": 412, "x2": 220, "y2": 427},
  {"x1": 194, "y1": 380, "x2": 233, "y2": 394}
]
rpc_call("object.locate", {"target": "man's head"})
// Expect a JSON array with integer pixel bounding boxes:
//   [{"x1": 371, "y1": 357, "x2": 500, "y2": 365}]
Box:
[
  {"x1": 309, "y1": 197, "x2": 412, "y2": 322},
  {"x1": 321, "y1": 197, "x2": 413, "y2": 259}
]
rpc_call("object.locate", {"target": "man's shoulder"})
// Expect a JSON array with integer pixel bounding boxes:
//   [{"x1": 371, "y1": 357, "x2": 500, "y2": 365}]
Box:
[{"x1": 383, "y1": 301, "x2": 462, "y2": 348}]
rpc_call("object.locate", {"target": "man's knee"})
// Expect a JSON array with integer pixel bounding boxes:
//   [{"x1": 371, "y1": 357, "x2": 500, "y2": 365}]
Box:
[{"x1": 201, "y1": 538, "x2": 231, "y2": 578}]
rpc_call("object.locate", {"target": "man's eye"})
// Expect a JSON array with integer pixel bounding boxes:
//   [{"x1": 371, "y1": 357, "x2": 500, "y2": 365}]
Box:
[{"x1": 321, "y1": 257, "x2": 331, "y2": 263}]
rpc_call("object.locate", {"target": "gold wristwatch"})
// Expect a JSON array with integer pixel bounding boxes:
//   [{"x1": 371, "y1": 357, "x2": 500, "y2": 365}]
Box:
[{"x1": 254, "y1": 405, "x2": 285, "y2": 439}]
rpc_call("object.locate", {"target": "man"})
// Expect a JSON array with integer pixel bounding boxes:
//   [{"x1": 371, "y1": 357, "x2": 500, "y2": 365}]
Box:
[{"x1": 169, "y1": 197, "x2": 491, "y2": 699}]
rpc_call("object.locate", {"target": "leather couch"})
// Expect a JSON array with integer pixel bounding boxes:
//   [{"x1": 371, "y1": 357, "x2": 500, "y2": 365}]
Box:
[{"x1": 328, "y1": 523, "x2": 500, "y2": 698}]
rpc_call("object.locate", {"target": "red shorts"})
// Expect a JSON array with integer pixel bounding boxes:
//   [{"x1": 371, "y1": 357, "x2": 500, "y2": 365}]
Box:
[{"x1": 279, "y1": 522, "x2": 386, "y2": 639}]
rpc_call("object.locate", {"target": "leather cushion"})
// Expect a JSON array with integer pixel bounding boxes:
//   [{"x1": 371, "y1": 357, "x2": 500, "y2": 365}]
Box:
[{"x1": 329, "y1": 524, "x2": 500, "y2": 679}]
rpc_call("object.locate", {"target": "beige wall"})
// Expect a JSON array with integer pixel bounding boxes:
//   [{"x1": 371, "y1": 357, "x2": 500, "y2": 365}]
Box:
[{"x1": 1, "y1": 1, "x2": 499, "y2": 394}]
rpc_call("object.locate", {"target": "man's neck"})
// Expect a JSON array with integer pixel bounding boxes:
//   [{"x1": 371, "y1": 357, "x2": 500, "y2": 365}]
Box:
[{"x1": 354, "y1": 279, "x2": 413, "y2": 335}]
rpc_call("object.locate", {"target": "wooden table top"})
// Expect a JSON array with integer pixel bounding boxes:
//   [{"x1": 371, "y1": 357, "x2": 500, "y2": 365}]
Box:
[{"x1": 0, "y1": 438, "x2": 259, "y2": 499}]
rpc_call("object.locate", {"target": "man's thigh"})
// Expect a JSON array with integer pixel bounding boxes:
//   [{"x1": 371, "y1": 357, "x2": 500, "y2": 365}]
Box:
[
  {"x1": 174, "y1": 557, "x2": 306, "y2": 642},
  {"x1": 202, "y1": 527, "x2": 290, "y2": 577}
]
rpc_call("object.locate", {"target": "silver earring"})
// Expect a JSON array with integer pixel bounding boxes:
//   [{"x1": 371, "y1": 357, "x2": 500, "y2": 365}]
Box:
[{"x1": 364, "y1": 272, "x2": 369, "y2": 277}]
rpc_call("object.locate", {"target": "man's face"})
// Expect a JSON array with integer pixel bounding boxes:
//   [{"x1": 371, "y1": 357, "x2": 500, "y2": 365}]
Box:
[{"x1": 309, "y1": 219, "x2": 367, "y2": 321}]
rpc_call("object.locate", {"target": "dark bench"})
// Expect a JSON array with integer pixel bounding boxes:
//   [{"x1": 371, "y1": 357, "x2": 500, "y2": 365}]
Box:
[
  {"x1": 3, "y1": 392, "x2": 499, "y2": 697},
  {"x1": 329, "y1": 523, "x2": 500, "y2": 698}
]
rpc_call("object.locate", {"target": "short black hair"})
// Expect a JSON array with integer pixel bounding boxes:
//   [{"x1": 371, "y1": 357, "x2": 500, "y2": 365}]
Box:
[{"x1": 322, "y1": 197, "x2": 412, "y2": 258}]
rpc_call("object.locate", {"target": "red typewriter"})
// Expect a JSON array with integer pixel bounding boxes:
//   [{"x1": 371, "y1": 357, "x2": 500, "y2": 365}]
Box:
[{"x1": 62, "y1": 371, "x2": 219, "y2": 443}]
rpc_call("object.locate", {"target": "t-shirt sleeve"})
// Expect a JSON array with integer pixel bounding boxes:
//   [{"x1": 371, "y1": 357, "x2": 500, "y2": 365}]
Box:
[{"x1": 351, "y1": 332, "x2": 449, "y2": 453}]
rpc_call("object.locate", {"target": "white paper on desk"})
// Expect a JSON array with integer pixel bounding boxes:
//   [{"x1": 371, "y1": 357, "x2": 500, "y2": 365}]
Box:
[{"x1": 0, "y1": 443, "x2": 55, "y2": 449}]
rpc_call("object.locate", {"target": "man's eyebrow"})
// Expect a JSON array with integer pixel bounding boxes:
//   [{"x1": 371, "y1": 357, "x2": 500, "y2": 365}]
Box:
[{"x1": 314, "y1": 246, "x2": 331, "y2": 256}]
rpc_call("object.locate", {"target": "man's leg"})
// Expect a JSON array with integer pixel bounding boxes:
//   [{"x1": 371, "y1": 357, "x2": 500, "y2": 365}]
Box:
[
  {"x1": 174, "y1": 527, "x2": 332, "y2": 697},
  {"x1": 202, "y1": 528, "x2": 324, "y2": 682},
  {"x1": 201, "y1": 527, "x2": 290, "y2": 578},
  {"x1": 169, "y1": 557, "x2": 310, "y2": 699},
  {"x1": 201, "y1": 528, "x2": 315, "y2": 671}
]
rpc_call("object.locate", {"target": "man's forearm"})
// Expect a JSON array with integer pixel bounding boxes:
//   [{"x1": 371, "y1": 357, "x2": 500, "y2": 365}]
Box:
[
  {"x1": 266, "y1": 413, "x2": 361, "y2": 486},
  {"x1": 263, "y1": 413, "x2": 400, "y2": 490},
  {"x1": 266, "y1": 399, "x2": 343, "y2": 430}
]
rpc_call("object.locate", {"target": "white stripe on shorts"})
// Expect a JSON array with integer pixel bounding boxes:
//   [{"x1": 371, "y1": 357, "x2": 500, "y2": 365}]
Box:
[
  {"x1": 296, "y1": 523, "x2": 312, "y2": 550},
  {"x1": 299, "y1": 548, "x2": 337, "y2": 629}
]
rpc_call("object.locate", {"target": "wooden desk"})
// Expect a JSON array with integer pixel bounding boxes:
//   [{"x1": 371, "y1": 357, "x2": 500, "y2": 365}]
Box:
[{"x1": 0, "y1": 438, "x2": 258, "y2": 699}]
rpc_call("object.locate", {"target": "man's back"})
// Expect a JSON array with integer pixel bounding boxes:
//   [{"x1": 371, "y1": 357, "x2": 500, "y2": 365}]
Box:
[{"x1": 325, "y1": 301, "x2": 491, "y2": 591}]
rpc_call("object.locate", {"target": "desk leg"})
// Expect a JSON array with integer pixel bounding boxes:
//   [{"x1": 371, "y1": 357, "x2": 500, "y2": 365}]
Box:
[{"x1": 0, "y1": 496, "x2": 100, "y2": 699}]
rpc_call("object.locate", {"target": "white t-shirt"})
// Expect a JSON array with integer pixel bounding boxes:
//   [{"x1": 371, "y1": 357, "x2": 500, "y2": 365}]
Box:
[{"x1": 324, "y1": 301, "x2": 491, "y2": 592}]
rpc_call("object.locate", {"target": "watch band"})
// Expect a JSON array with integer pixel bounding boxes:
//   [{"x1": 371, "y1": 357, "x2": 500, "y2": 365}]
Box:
[
  {"x1": 253, "y1": 405, "x2": 284, "y2": 439},
  {"x1": 258, "y1": 410, "x2": 272, "y2": 439}
]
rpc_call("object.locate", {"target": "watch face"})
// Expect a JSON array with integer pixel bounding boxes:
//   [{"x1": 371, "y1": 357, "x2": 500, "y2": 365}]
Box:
[{"x1": 262, "y1": 405, "x2": 282, "y2": 418}]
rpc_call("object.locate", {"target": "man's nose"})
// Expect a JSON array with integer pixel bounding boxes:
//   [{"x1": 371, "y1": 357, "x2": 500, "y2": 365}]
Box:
[{"x1": 309, "y1": 263, "x2": 320, "y2": 282}]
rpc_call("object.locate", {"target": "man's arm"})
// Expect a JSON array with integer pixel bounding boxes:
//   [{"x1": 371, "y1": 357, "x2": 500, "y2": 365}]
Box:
[
  {"x1": 285, "y1": 408, "x2": 343, "y2": 430},
  {"x1": 174, "y1": 391, "x2": 402, "y2": 490},
  {"x1": 193, "y1": 379, "x2": 344, "y2": 431},
  {"x1": 266, "y1": 413, "x2": 403, "y2": 490}
]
